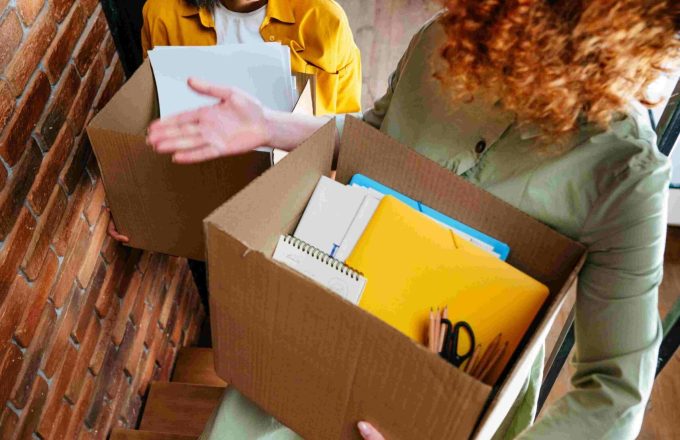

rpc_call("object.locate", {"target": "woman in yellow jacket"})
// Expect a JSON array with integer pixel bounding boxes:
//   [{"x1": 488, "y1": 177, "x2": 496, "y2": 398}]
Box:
[{"x1": 140, "y1": 0, "x2": 362, "y2": 115}]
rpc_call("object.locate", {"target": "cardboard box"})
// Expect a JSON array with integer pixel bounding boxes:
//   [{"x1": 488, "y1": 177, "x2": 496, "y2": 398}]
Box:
[
  {"x1": 205, "y1": 118, "x2": 586, "y2": 439},
  {"x1": 87, "y1": 59, "x2": 315, "y2": 260}
]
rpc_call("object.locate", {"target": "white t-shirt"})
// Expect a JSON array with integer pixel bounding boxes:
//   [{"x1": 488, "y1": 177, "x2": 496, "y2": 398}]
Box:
[{"x1": 213, "y1": 3, "x2": 267, "y2": 44}]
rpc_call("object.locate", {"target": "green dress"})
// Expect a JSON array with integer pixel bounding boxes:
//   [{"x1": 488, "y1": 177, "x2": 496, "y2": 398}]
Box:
[{"x1": 201, "y1": 12, "x2": 669, "y2": 440}]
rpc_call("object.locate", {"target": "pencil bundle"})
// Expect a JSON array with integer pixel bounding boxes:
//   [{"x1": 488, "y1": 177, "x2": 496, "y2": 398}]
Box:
[{"x1": 427, "y1": 306, "x2": 507, "y2": 383}]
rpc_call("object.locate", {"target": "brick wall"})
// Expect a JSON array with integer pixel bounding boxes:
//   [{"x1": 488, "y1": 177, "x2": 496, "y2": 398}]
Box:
[{"x1": 0, "y1": 1, "x2": 205, "y2": 438}]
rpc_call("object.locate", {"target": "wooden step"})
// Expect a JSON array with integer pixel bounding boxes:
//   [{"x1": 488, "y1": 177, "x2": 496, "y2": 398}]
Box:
[
  {"x1": 139, "y1": 382, "x2": 225, "y2": 437},
  {"x1": 110, "y1": 428, "x2": 197, "y2": 440},
  {"x1": 171, "y1": 348, "x2": 227, "y2": 387}
]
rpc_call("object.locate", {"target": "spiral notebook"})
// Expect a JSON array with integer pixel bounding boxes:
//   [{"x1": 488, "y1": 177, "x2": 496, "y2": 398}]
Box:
[{"x1": 272, "y1": 235, "x2": 366, "y2": 304}]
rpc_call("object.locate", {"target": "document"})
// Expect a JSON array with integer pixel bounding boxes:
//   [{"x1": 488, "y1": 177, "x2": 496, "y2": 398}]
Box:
[{"x1": 147, "y1": 44, "x2": 295, "y2": 117}]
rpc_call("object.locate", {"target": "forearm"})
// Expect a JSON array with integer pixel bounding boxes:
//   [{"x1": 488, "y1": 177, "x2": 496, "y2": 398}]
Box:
[{"x1": 264, "y1": 110, "x2": 340, "y2": 161}]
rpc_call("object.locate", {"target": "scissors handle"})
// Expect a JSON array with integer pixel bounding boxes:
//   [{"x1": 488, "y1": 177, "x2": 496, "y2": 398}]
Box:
[{"x1": 439, "y1": 319, "x2": 475, "y2": 367}]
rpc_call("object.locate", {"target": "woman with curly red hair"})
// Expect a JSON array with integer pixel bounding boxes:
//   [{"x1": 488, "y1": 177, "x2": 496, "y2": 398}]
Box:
[{"x1": 147, "y1": 0, "x2": 679, "y2": 438}]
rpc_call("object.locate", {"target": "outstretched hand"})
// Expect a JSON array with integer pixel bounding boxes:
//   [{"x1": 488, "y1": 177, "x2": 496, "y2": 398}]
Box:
[{"x1": 146, "y1": 78, "x2": 271, "y2": 164}]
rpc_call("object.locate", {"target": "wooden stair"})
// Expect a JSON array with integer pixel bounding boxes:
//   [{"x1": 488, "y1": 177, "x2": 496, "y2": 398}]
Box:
[{"x1": 111, "y1": 348, "x2": 226, "y2": 439}]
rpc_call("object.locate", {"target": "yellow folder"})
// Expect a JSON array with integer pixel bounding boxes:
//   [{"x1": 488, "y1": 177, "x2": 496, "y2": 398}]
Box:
[{"x1": 346, "y1": 196, "x2": 548, "y2": 383}]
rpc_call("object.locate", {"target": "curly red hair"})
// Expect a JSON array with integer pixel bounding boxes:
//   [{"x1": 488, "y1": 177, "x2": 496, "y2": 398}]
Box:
[{"x1": 436, "y1": 0, "x2": 680, "y2": 136}]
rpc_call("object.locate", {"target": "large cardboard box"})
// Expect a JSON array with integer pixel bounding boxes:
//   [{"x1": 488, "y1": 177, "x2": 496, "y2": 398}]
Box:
[
  {"x1": 87, "y1": 59, "x2": 315, "y2": 260},
  {"x1": 205, "y1": 118, "x2": 586, "y2": 439}
]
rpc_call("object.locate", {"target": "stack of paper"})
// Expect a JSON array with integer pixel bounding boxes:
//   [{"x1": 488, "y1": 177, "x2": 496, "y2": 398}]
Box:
[{"x1": 147, "y1": 44, "x2": 298, "y2": 118}]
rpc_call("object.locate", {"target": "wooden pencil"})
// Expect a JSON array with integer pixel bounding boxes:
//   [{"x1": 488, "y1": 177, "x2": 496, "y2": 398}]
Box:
[
  {"x1": 471, "y1": 334, "x2": 502, "y2": 378},
  {"x1": 434, "y1": 307, "x2": 441, "y2": 353},
  {"x1": 428, "y1": 308, "x2": 435, "y2": 351},
  {"x1": 479, "y1": 342, "x2": 508, "y2": 383},
  {"x1": 464, "y1": 344, "x2": 482, "y2": 373},
  {"x1": 437, "y1": 306, "x2": 448, "y2": 353}
]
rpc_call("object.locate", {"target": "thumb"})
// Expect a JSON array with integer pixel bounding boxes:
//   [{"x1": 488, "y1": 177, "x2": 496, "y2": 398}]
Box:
[
  {"x1": 357, "y1": 422, "x2": 385, "y2": 440},
  {"x1": 187, "y1": 77, "x2": 234, "y2": 101}
]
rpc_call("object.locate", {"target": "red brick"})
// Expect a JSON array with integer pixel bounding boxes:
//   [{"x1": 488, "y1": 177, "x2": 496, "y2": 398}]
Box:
[
  {"x1": 74, "y1": 9, "x2": 107, "y2": 77},
  {"x1": 0, "y1": 80, "x2": 14, "y2": 131},
  {"x1": 52, "y1": 173, "x2": 94, "y2": 256},
  {"x1": 0, "y1": 343, "x2": 24, "y2": 408},
  {"x1": 124, "y1": 302, "x2": 152, "y2": 376},
  {"x1": 111, "y1": 271, "x2": 141, "y2": 346},
  {"x1": 42, "y1": 284, "x2": 84, "y2": 377},
  {"x1": 0, "y1": 209, "x2": 37, "y2": 305},
  {"x1": 52, "y1": 401, "x2": 73, "y2": 440},
  {"x1": 120, "y1": 394, "x2": 142, "y2": 428},
  {"x1": 103, "y1": 34, "x2": 116, "y2": 66},
  {"x1": 0, "y1": 405, "x2": 19, "y2": 439},
  {"x1": 84, "y1": 178, "x2": 105, "y2": 225},
  {"x1": 60, "y1": 133, "x2": 92, "y2": 194},
  {"x1": 49, "y1": 0, "x2": 73, "y2": 22},
  {"x1": 14, "y1": 250, "x2": 60, "y2": 347},
  {"x1": 14, "y1": 375, "x2": 49, "y2": 440},
  {"x1": 0, "y1": 140, "x2": 42, "y2": 239},
  {"x1": 65, "y1": 373, "x2": 95, "y2": 439},
  {"x1": 27, "y1": 124, "x2": 74, "y2": 214},
  {"x1": 10, "y1": 302, "x2": 56, "y2": 408},
  {"x1": 65, "y1": 316, "x2": 100, "y2": 403},
  {"x1": 95, "y1": 253, "x2": 127, "y2": 318},
  {"x1": 81, "y1": 0, "x2": 99, "y2": 17},
  {"x1": 44, "y1": 4, "x2": 86, "y2": 83},
  {"x1": 72, "y1": 258, "x2": 106, "y2": 343},
  {"x1": 88, "y1": 297, "x2": 119, "y2": 375},
  {"x1": 137, "y1": 330, "x2": 162, "y2": 396},
  {"x1": 95, "y1": 57, "x2": 125, "y2": 111},
  {"x1": 158, "y1": 265, "x2": 185, "y2": 330},
  {"x1": 21, "y1": 185, "x2": 67, "y2": 280},
  {"x1": 77, "y1": 209, "x2": 109, "y2": 288},
  {"x1": 70, "y1": 54, "x2": 105, "y2": 136},
  {"x1": 83, "y1": 341, "x2": 115, "y2": 424},
  {"x1": 1, "y1": 277, "x2": 33, "y2": 350},
  {"x1": 0, "y1": 10, "x2": 23, "y2": 73},
  {"x1": 17, "y1": 0, "x2": 45, "y2": 26},
  {"x1": 100, "y1": 236, "x2": 119, "y2": 264},
  {"x1": 40, "y1": 65, "x2": 81, "y2": 148},
  {"x1": 0, "y1": 71, "x2": 50, "y2": 166},
  {"x1": 36, "y1": 343, "x2": 78, "y2": 438},
  {"x1": 50, "y1": 217, "x2": 90, "y2": 307},
  {"x1": 5, "y1": 12, "x2": 56, "y2": 95}
]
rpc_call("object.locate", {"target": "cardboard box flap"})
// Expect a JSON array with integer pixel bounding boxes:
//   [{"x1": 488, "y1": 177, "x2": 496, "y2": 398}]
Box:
[
  {"x1": 336, "y1": 117, "x2": 586, "y2": 295},
  {"x1": 89, "y1": 59, "x2": 157, "y2": 135},
  {"x1": 206, "y1": 120, "x2": 336, "y2": 256}
]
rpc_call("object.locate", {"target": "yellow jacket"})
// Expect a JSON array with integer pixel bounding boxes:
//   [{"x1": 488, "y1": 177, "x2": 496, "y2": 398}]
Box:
[{"x1": 141, "y1": 0, "x2": 362, "y2": 115}]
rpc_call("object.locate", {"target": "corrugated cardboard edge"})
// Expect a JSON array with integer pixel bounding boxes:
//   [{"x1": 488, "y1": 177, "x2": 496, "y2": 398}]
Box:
[{"x1": 471, "y1": 254, "x2": 586, "y2": 440}]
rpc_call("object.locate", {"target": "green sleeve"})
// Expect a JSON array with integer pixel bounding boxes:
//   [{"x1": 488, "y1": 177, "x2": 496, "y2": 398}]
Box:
[{"x1": 519, "y1": 141, "x2": 670, "y2": 439}]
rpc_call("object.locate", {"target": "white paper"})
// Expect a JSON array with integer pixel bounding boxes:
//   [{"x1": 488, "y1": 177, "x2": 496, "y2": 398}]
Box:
[
  {"x1": 294, "y1": 176, "x2": 382, "y2": 259},
  {"x1": 148, "y1": 44, "x2": 294, "y2": 117}
]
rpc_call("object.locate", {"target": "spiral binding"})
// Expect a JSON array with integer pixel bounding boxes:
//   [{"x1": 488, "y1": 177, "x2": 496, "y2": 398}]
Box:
[{"x1": 283, "y1": 235, "x2": 364, "y2": 281}]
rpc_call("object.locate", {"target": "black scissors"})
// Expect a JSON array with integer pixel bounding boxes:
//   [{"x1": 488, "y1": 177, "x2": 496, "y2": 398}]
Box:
[{"x1": 438, "y1": 319, "x2": 475, "y2": 367}]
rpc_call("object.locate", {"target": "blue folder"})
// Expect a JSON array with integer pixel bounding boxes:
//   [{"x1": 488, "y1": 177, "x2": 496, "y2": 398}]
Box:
[{"x1": 349, "y1": 174, "x2": 511, "y2": 260}]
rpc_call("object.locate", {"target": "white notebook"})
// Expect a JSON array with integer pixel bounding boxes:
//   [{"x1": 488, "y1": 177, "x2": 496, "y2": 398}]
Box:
[{"x1": 272, "y1": 235, "x2": 366, "y2": 304}]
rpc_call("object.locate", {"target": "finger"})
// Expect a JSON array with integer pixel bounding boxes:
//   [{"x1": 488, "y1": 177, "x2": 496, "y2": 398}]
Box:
[
  {"x1": 357, "y1": 422, "x2": 385, "y2": 440},
  {"x1": 172, "y1": 145, "x2": 225, "y2": 164},
  {"x1": 154, "y1": 135, "x2": 209, "y2": 154},
  {"x1": 147, "y1": 122, "x2": 203, "y2": 145},
  {"x1": 107, "y1": 218, "x2": 129, "y2": 243},
  {"x1": 188, "y1": 77, "x2": 234, "y2": 100},
  {"x1": 148, "y1": 109, "x2": 202, "y2": 132}
]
